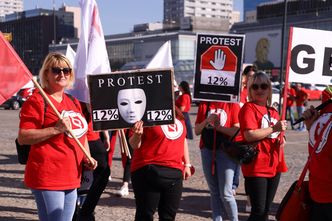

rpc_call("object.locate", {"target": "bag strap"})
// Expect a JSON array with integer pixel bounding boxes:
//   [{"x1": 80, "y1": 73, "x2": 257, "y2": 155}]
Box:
[
  {"x1": 229, "y1": 128, "x2": 240, "y2": 142},
  {"x1": 296, "y1": 115, "x2": 332, "y2": 188}
]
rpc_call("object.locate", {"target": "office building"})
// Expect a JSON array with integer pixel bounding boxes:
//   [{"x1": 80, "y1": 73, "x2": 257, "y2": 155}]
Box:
[
  {"x1": 0, "y1": 0, "x2": 23, "y2": 21},
  {"x1": 0, "y1": 8, "x2": 76, "y2": 75},
  {"x1": 244, "y1": 0, "x2": 276, "y2": 22},
  {"x1": 163, "y1": 0, "x2": 234, "y2": 32}
]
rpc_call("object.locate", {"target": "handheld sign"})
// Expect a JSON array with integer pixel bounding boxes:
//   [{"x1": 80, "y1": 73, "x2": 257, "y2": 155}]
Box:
[
  {"x1": 288, "y1": 27, "x2": 332, "y2": 84},
  {"x1": 88, "y1": 68, "x2": 175, "y2": 130},
  {"x1": 193, "y1": 33, "x2": 245, "y2": 102}
]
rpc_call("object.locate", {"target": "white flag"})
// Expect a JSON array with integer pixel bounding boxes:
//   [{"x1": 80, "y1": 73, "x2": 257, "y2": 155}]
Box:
[
  {"x1": 65, "y1": 44, "x2": 76, "y2": 67},
  {"x1": 146, "y1": 41, "x2": 177, "y2": 88},
  {"x1": 69, "y1": 0, "x2": 111, "y2": 102}
]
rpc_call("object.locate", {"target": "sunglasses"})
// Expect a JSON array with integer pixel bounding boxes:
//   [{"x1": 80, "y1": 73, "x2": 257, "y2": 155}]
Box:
[
  {"x1": 51, "y1": 67, "x2": 72, "y2": 75},
  {"x1": 251, "y1": 83, "x2": 269, "y2": 90}
]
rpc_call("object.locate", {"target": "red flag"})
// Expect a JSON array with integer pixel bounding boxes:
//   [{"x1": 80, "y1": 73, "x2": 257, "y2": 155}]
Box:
[{"x1": 0, "y1": 32, "x2": 32, "y2": 104}]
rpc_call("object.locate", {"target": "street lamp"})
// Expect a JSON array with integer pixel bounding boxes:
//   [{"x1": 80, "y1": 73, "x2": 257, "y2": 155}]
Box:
[{"x1": 279, "y1": 0, "x2": 288, "y2": 112}]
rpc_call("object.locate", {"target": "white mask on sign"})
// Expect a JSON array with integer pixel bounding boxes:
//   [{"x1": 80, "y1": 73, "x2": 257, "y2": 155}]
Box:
[{"x1": 117, "y1": 88, "x2": 147, "y2": 124}]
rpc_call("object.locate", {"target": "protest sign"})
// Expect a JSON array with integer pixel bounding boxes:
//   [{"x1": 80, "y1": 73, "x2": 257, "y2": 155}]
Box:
[
  {"x1": 193, "y1": 33, "x2": 245, "y2": 102},
  {"x1": 88, "y1": 68, "x2": 175, "y2": 130}
]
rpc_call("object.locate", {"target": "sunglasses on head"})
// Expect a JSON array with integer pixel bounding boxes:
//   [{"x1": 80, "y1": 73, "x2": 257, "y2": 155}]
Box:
[
  {"x1": 51, "y1": 67, "x2": 72, "y2": 75},
  {"x1": 251, "y1": 83, "x2": 269, "y2": 90}
]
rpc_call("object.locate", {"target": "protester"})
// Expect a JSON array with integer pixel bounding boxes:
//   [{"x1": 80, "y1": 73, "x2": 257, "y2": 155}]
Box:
[
  {"x1": 238, "y1": 65, "x2": 257, "y2": 212},
  {"x1": 76, "y1": 102, "x2": 111, "y2": 221},
  {"x1": 175, "y1": 81, "x2": 194, "y2": 139},
  {"x1": 195, "y1": 101, "x2": 241, "y2": 221},
  {"x1": 302, "y1": 88, "x2": 332, "y2": 221},
  {"x1": 17, "y1": 52, "x2": 97, "y2": 221},
  {"x1": 239, "y1": 72, "x2": 287, "y2": 221},
  {"x1": 284, "y1": 83, "x2": 296, "y2": 130},
  {"x1": 115, "y1": 129, "x2": 133, "y2": 197},
  {"x1": 129, "y1": 108, "x2": 192, "y2": 221},
  {"x1": 295, "y1": 83, "x2": 308, "y2": 131}
]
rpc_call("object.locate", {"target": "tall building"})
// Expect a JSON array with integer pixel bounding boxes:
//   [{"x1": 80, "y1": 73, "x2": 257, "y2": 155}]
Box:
[
  {"x1": 0, "y1": 0, "x2": 23, "y2": 20},
  {"x1": 243, "y1": 0, "x2": 276, "y2": 22},
  {"x1": 163, "y1": 0, "x2": 233, "y2": 32}
]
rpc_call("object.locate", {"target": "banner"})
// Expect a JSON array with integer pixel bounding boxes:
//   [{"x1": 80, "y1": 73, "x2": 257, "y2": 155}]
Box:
[
  {"x1": 0, "y1": 32, "x2": 32, "y2": 104},
  {"x1": 88, "y1": 69, "x2": 175, "y2": 130},
  {"x1": 193, "y1": 33, "x2": 245, "y2": 102},
  {"x1": 288, "y1": 27, "x2": 332, "y2": 85},
  {"x1": 69, "y1": 0, "x2": 111, "y2": 102}
]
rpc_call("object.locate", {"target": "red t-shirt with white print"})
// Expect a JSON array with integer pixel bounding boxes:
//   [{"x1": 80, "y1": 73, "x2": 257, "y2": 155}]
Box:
[
  {"x1": 239, "y1": 102, "x2": 287, "y2": 177},
  {"x1": 19, "y1": 92, "x2": 88, "y2": 190}
]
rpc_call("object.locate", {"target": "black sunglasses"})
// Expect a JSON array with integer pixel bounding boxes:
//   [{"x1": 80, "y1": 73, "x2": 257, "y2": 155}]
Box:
[
  {"x1": 251, "y1": 83, "x2": 269, "y2": 90},
  {"x1": 51, "y1": 67, "x2": 72, "y2": 75}
]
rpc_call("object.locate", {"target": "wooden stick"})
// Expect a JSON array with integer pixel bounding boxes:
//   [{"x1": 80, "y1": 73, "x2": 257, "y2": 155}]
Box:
[
  {"x1": 118, "y1": 130, "x2": 125, "y2": 154},
  {"x1": 31, "y1": 78, "x2": 94, "y2": 165}
]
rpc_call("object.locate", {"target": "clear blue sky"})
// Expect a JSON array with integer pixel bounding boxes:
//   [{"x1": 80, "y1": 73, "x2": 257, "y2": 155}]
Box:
[{"x1": 24, "y1": 0, "x2": 243, "y2": 35}]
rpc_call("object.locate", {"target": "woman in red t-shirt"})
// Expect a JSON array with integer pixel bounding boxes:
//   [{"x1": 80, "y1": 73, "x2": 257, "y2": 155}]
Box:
[
  {"x1": 303, "y1": 91, "x2": 332, "y2": 221},
  {"x1": 129, "y1": 109, "x2": 192, "y2": 221},
  {"x1": 239, "y1": 72, "x2": 288, "y2": 221},
  {"x1": 175, "y1": 81, "x2": 193, "y2": 139},
  {"x1": 18, "y1": 52, "x2": 97, "y2": 221}
]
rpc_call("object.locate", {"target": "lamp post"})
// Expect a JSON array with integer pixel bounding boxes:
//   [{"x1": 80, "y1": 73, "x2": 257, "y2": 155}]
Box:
[
  {"x1": 53, "y1": 0, "x2": 56, "y2": 44},
  {"x1": 278, "y1": 0, "x2": 288, "y2": 112}
]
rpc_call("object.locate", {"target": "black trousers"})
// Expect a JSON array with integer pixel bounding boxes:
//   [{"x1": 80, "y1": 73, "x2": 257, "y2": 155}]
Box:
[
  {"x1": 131, "y1": 165, "x2": 183, "y2": 221},
  {"x1": 245, "y1": 173, "x2": 281, "y2": 221},
  {"x1": 78, "y1": 139, "x2": 110, "y2": 220},
  {"x1": 311, "y1": 201, "x2": 332, "y2": 221}
]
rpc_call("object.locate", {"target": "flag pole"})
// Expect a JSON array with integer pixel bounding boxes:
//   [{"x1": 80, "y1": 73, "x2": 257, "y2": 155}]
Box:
[{"x1": 31, "y1": 77, "x2": 95, "y2": 165}]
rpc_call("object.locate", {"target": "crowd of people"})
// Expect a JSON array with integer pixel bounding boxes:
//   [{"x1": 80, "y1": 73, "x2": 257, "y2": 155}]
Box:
[{"x1": 17, "y1": 52, "x2": 331, "y2": 221}]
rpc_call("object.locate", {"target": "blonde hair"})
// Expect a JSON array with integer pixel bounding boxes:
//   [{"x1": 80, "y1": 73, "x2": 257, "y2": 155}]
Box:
[
  {"x1": 39, "y1": 52, "x2": 75, "y2": 89},
  {"x1": 247, "y1": 72, "x2": 272, "y2": 107}
]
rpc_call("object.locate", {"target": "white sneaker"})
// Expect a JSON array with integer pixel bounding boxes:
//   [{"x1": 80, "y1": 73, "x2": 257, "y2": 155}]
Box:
[
  {"x1": 245, "y1": 197, "x2": 251, "y2": 212},
  {"x1": 108, "y1": 175, "x2": 112, "y2": 181},
  {"x1": 116, "y1": 185, "x2": 129, "y2": 197}
]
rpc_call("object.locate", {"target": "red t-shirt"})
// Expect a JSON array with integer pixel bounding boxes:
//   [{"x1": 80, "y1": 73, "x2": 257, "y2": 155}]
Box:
[
  {"x1": 239, "y1": 102, "x2": 287, "y2": 177},
  {"x1": 19, "y1": 92, "x2": 88, "y2": 190},
  {"x1": 295, "y1": 89, "x2": 308, "y2": 106},
  {"x1": 130, "y1": 118, "x2": 187, "y2": 172},
  {"x1": 86, "y1": 116, "x2": 100, "y2": 141},
  {"x1": 308, "y1": 113, "x2": 332, "y2": 203},
  {"x1": 175, "y1": 93, "x2": 191, "y2": 112},
  {"x1": 195, "y1": 102, "x2": 240, "y2": 148},
  {"x1": 285, "y1": 87, "x2": 296, "y2": 107},
  {"x1": 240, "y1": 87, "x2": 248, "y2": 107}
]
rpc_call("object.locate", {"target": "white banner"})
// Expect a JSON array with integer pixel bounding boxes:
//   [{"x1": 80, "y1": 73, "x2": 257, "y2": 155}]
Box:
[{"x1": 288, "y1": 27, "x2": 332, "y2": 85}]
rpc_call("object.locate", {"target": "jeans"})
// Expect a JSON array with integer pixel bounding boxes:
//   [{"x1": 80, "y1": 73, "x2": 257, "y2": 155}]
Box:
[
  {"x1": 232, "y1": 164, "x2": 240, "y2": 190},
  {"x1": 286, "y1": 106, "x2": 295, "y2": 129},
  {"x1": 32, "y1": 189, "x2": 77, "y2": 221},
  {"x1": 183, "y1": 112, "x2": 193, "y2": 140},
  {"x1": 296, "y1": 106, "x2": 305, "y2": 130},
  {"x1": 131, "y1": 165, "x2": 183, "y2": 221},
  {"x1": 201, "y1": 148, "x2": 239, "y2": 221},
  {"x1": 245, "y1": 173, "x2": 281, "y2": 221}
]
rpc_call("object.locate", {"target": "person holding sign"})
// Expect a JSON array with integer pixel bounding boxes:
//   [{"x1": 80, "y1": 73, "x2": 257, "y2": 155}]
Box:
[
  {"x1": 239, "y1": 72, "x2": 287, "y2": 221},
  {"x1": 17, "y1": 52, "x2": 97, "y2": 221},
  {"x1": 129, "y1": 108, "x2": 192, "y2": 221},
  {"x1": 195, "y1": 101, "x2": 241, "y2": 221},
  {"x1": 302, "y1": 88, "x2": 332, "y2": 221},
  {"x1": 175, "y1": 81, "x2": 193, "y2": 140}
]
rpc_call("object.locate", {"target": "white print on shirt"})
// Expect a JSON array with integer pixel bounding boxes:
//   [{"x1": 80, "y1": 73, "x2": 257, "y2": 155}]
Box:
[
  {"x1": 61, "y1": 110, "x2": 88, "y2": 138},
  {"x1": 161, "y1": 118, "x2": 184, "y2": 140},
  {"x1": 208, "y1": 108, "x2": 227, "y2": 126},
  {"x1": 261, "y1": 114, "x2": 280, "y2": 139},
  {"x1": 309, "y1": 113, "x2": 332, "y2": 153}
]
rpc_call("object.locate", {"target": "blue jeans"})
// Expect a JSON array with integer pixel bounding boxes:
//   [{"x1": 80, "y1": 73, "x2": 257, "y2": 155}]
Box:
[
  {"x1": 31, "y1": 189, "x2": 77, "y2": 221},
  {"x1": 201, "y1": 148, "x2": 239, "y2": 221},
  {"x1": 296, "y1": 106, "x2": 305, "y2": 130},
  {"x1": 286, "y1": 106, "x2": 295, "y2": 129}
]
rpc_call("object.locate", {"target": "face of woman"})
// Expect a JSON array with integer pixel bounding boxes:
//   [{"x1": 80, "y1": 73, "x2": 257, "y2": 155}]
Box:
[
  {"x1": 46, "y1": 61, "x2": 72, "y2": 90},
  {"x1": 250, "y1": 78, "x2": 270, "y2": 105},
  {"x1": 117, "y1": 88, "x2": 147, "y2": 124}
]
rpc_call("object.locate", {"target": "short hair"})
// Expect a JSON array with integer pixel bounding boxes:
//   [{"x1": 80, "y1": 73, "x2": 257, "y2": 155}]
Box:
[
  {"x1": 242, "y1": 65, "x2": 257, "y2": 76},
  {"x1": 247, "y1": 71, "x2": 272, "y2": 107},
  {"x1": 39, "y1": 52, "x2": 75, "y2": 89}
]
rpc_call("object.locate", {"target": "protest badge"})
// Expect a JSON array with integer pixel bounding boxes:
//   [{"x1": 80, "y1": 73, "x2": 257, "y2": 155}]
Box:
[
  {"x1": 287, "y1": 27, "x2": 332, "y2": 85},
  {"x1": 88, "y1": 68, "x2": 175, "y2": 130},
  {"x1": 193, "y1": 33, "x2": 245, "y2": 102}
]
